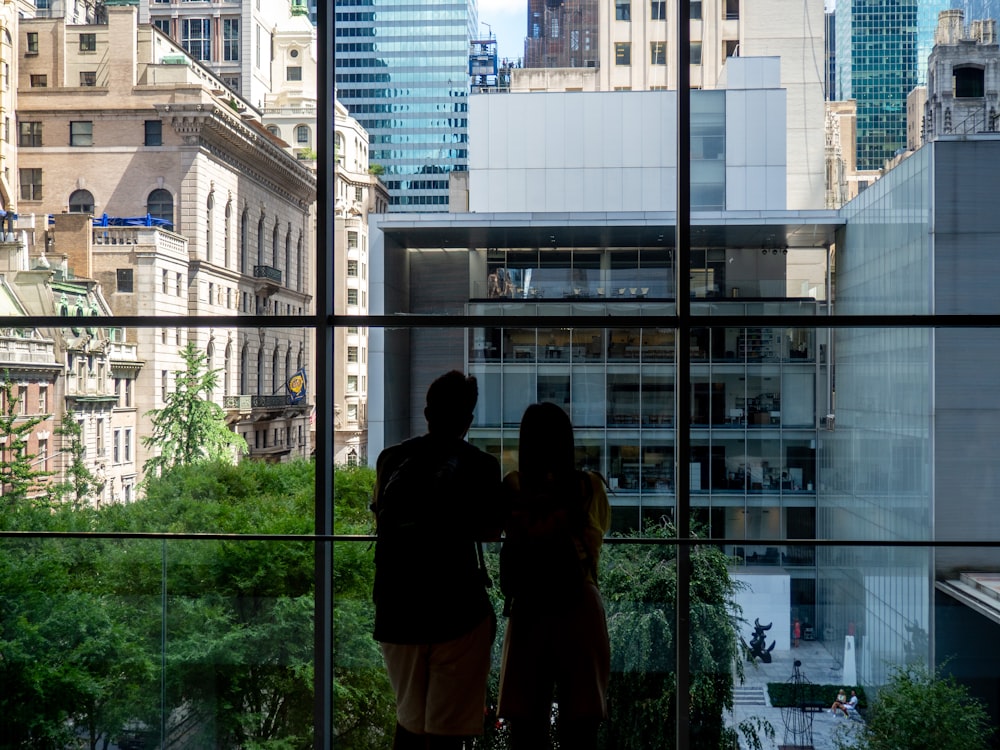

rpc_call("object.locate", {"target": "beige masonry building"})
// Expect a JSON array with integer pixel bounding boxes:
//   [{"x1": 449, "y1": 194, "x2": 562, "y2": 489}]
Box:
[
  {"x1": 333, "y1": 99, "x2": 387, "y2": 466},
  {"x1": 17, "y1": 5, "x2": 316, "y2": 472}
]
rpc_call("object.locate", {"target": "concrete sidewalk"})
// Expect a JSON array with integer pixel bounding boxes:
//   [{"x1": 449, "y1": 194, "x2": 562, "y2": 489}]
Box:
[{"x1": 727, "y1": 640, "x2": 864, "y2": 750}]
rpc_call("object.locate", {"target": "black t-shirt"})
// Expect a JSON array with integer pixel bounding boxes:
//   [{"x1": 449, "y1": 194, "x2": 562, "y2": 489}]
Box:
[{"x1": 372, "y1": 434, "x2": 502, "y2": 644}]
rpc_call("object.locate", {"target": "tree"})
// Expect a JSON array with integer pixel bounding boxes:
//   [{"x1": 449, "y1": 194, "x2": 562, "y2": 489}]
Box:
[
  {"x1": 106, "y1": 460, "x2": 318, "y2": 748},
  {"x1": 142, "y1": 342, "x2": 247, "y2": 476},
  {"x1": 599, "y1": 522, "x2": 773, "y2": 750},
  {"x1": 53, "y1": 410, "x2": 99, "y2": 509},
  {"x1": 0, "y1": 377, "x2": 51, "y2": 515},
  {"x1": 836, "y1": 663, "x2": 993, "y2": 750},
  {"x1": 332, "y1": 464, "x2": 396, "y2": 748}
]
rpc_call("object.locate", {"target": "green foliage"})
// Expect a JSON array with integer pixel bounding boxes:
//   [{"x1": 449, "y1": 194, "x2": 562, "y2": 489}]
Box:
[
  {"x1": 0, "y1": 460, "x2": 319, "y2": 749},
  {"x1": 368, "y1": 163, "x2": 385, "y2": 176},
  {"x1": 836, "y1": 663, "x2": 993, "y2": 750},
  {"x1": 330, "y1": 464, "x2": 395, "y2": 747},
  {"x1": 53, "y1": 409, "x2": 99, "y2": 509},
  {"x1": 599, "y1": 522, "x2": 773, "y2": 750},
  {"x1": 142, "y1": 342, "x2": 248, "y2": 476},
  {"x1": 0, "y1": 377, "x2": 51, "y2": 517},
  {"x1": 768, "y1": 682, "x2": 868, "y2": 709}
]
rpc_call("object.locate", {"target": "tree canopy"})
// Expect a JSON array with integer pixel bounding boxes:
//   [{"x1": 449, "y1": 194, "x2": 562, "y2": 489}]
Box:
[
  {"x1": 141, "y1": 342, "x2": 247, "y2": 476},
  {"x1": 836, "y1": 663, "x2": 993, "y2": 750}
]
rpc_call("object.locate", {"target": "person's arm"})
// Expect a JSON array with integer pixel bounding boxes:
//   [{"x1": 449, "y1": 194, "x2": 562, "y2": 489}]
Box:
[{"x1": 581, "y1": 472, "x2": 612, "y2": 576}]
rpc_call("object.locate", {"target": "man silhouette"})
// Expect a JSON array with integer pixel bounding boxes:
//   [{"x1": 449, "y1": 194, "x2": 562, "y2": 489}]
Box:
[{"x1": 372, "y1": 371, "x2": 503, "y2": 749}]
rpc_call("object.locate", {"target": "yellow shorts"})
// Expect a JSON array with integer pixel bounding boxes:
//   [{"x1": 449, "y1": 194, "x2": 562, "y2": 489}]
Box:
[{"x1": 381, "y1": 613, "x2": 495, "y2": 736}]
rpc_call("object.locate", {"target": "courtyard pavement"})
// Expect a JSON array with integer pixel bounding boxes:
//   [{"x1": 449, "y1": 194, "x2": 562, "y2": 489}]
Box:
[{"x1": 727, "y1": 640, "x2": 864, "y2": 750}]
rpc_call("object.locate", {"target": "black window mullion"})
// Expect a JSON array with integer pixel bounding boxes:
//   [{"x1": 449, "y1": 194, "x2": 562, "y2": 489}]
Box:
[
  {"x1": 316, "y1": 3, "x2": 334, "y2": 748},
  {"x1": 675, "y1": 0, "x2": 693, "y2": 747}
]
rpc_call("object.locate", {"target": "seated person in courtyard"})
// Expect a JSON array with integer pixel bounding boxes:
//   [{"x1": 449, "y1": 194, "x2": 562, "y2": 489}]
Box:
[
  {"x1": 832, "y1": 689, "x2": 858, "y2": 716},
  {"x1": 830, "y1": 688, "x2": 847, "y2": 714}
]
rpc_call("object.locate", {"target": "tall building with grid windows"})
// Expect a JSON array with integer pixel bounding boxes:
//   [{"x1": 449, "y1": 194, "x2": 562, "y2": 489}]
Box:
[
  {"x1": 334, "y1": 0, "x2": 479, "y2": 212},
  {"x1": 835, "y1": 0, "x2": 950, "y2": 171}
]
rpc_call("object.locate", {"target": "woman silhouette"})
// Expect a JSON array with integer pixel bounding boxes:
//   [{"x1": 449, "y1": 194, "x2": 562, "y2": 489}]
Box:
[{"x1": 498, "y1": 402, "x2": 611, "y2": 749}]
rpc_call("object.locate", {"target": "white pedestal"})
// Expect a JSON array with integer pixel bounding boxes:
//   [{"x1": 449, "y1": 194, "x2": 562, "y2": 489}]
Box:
[{"x1": 842, "y1": 635, "x2": 857, "y2": 686}]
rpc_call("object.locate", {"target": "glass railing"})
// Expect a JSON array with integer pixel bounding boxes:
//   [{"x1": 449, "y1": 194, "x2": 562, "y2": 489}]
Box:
[
  {"x1": 0, "y1": 533, "x2": 315, "y2": 749},
  {"x1": 4, "y1": 532, "x2": 995, "y2": 748}
]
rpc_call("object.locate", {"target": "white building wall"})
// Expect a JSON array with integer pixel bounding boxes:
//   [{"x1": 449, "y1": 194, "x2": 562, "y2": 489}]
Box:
[{"x1": 469, "y1": 67, "x2": 787, "y2": 213}]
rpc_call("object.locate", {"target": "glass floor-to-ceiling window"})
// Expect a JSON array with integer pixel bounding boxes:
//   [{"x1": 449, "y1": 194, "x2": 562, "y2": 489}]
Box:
[{"x1": 7, "y1": 5, "x2": 1000, "y2": 749}]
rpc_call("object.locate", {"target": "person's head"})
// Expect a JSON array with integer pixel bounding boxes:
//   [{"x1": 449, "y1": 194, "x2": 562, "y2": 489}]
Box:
[
  {"x1": 424, "y1": 370, "x2": 477, "y2": 438},
  {"x1": 850, "y1": 690, "x2": 856, "y2": 696},
  {"x1": 518, "y1": 402, "x2": 575, "y2": 483}
]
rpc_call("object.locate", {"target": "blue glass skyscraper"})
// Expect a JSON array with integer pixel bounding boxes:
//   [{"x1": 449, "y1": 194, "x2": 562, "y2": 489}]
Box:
[
  {"x1": 954, "y1": 0, "x2": 1000, "y2": 23},
  {"x1": 835, "y1": 0, "x2": 950, "y2": 170},
  {"x1": 335, "y1": 1, "x2": 478, "y2": 212}
]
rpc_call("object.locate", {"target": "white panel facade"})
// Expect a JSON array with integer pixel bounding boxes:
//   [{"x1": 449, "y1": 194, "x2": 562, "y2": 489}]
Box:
[{"x1": 469, "y1": 77, "x2": 787, "y2": 214}]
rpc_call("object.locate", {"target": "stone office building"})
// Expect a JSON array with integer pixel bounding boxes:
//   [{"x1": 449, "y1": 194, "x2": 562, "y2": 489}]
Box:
[{"x1": 17, "y1": 6, "x2": 316, "y2": 471}]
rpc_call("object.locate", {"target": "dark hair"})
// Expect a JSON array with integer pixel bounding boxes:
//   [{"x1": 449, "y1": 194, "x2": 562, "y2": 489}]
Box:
[
  {"x1": 425, "y1": 370, "x2": 477, "y2": 436},
  {"x1": 518, "y1": 402, "x2": 575, "y2": 488}
]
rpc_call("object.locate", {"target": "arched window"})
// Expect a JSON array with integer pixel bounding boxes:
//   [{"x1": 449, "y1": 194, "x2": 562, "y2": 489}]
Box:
[
  {"x1": 224, "y1": 342, "x2": 232, "y2": 397},
  {"x1": 68, "y1": 189, "x2": 95, "y2": 214},
  {"x1": 267, "y1": 125, "x2": 280, "y2": 138},
  {"x1": 257, "y1": 214, "x2": 265, "y2": 265},
  {"x1": 295, "y1": 124, "x2": 310, "y2": 145},
  {"x1": 240, "y1": 342, "x2": 249, "y2": 394},
  {"x1": 284, "y1": 228, "x2": 292, "y2": 283},
  {"x1": 272, "y1": 220, "x2": 280, "y2": 270},
  {"x1": 240, "y1": 207, "x2": 249, "y2": 273},
  {"x1": 334, "y1": 132, "x2": 344, "y2": 165},
  {"x1": 224, "y1": 201, "x2": 232, "y2": 267},
  {"x1": 206, "y1": 193, "x2": 214, "y2": 263},
  {"x1": 272, "y1": 346, "x2": 280, "y2": 393},
  {"x1": 147, "y1": 188, "x2": 173, "y2": 227},
  {"x1": 257, "y1": 346, "x2": 265, "y2": 394},
  {"x1": 285, "y1": 347, "x2": 292, "y2": 384},
  {"x1": 206, "y1": 340, "x2": 215, "y2": 400},
  {"x1": 955, "y1": 65, "x2": 985, "y2": 98},
  {"x1": 296, "y1": 234, "x2": 303, "y2": 291}
]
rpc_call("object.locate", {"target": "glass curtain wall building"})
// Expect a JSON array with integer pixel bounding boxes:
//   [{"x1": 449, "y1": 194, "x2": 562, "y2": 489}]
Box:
[
  {"x1": 835, "y1": 0, "x2": 950, "y2": 170},
  {"x1": 333, "y1": 0, "x2": 478, "y2": 211}
]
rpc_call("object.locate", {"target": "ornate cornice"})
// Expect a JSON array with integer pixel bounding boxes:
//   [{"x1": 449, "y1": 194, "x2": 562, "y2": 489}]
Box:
[{"x1": 157, "y1": 103, "x2": 316, "y2": 208}]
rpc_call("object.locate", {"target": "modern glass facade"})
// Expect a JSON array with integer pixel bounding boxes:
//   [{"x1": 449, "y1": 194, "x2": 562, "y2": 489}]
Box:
[
  {"x1": 820, "y1": 148, "x2": 935, "y2": 685},
  {"x1": 333, "y1": 0, "x2": 478, "y2": 211},
  {"x1": 835, "y1": 0, "x2": 949, "y2": 170}
]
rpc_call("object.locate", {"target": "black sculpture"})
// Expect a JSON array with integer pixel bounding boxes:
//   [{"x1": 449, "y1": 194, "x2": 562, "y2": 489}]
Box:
[{"x1": 749, "y1": 618, "x2": 776, "y2": 663}]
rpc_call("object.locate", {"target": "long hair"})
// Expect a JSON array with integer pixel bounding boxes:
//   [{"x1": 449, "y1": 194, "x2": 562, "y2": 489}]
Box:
[{"x1": 518, "y1": 402, "x2": 576, "y2": 492}]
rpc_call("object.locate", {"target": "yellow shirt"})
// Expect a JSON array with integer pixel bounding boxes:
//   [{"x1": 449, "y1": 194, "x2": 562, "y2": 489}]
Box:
[{"x1": 503, "y1": 470, "x2": 612, "y2": 585}]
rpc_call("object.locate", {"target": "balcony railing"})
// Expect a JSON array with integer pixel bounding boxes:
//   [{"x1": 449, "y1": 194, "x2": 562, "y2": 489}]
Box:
[
  {"x1": 253, "y1": 265, "x2": 283, "y2": 284},
  {"x1": 93, "y1": 226, "x2": 187, "y2": 258},
  {"x1": 224, "y1": 394, "x2": 296, "y2": 410},
  {"x1": 253, "y1": 394, "x2": 292, "y2": 408}
]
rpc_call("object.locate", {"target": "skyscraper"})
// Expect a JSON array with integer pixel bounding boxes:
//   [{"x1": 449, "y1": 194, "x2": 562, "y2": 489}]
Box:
[
  {"x1": 334, "y1": 0, "x2": 479, "y2": 212},
  {"x1": 524, "y1": 0, "x2": 599, "y2": 68},
  {"x1": 835, "y1": 0, "x2": 950, "y2": 171}
]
